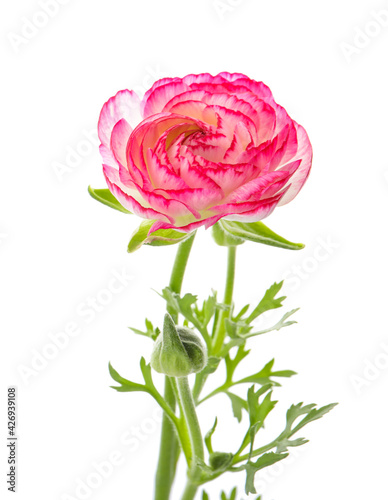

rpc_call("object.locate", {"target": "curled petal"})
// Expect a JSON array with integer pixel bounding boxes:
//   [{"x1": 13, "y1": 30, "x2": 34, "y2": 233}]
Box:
[
  {"x1": 98, "y1": 90, "x2": 142, "y2": 148},
  {"x1": 277, "y1": 125, "x2": 312, "y2": 205}
]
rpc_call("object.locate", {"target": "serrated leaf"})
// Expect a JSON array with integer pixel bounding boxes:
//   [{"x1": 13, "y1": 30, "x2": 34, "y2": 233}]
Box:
[
  {"x1": 127, "y1": 220, "x2": 190, "y2": 253},
  {"x1": 140, "y1": 357, "x2": 155, "y2": 389},
  {"x1": 274, "y1": 402, "x2": 338, "y2": 453},
  {"x1": 205, "y1": 418, "x2": 218, "y2": 454},
  {"x1": 246, "y1": 282, "x2": 286, "y2": 323},
  {"x1": 240, "y1": 452, "x2": 289, "y2": 494},
  {"x1": 212, "y1": 221, "x2": 245, "y2": 247},
  {"x1": 108, "y1": 362, "x2": 147, "y2": 393},
  {"x1": 202, "y1": 291, "x2": 218, "y2": 327},
  {"x1": 236, "y1": 359, "x2": 296, "y2": 387},
  {"x1": 233, "y1": 304, "x2": 250, "y2": 321},
  {"x1": 245, "y1": 308, "x2": 299, "y2": 339},
  {"x1": 290, "y1": 403, "x2": 338, "y2": 436},
  {"x1": 247, "y1": 387, "x2": 277, "y2": 457},
  {"x1": 88, "y1": 186, "x2": 131, "y2": 214},
  {"x1": 225, "y1": 346, "x2": 251, "y2": 383},
  {"x1": 129, "y1": 318, "x2": 159, "y2": 341},
  {"x1": 225, "y1": 318, "x2": 252, "y2": 340},
  {"x1": 218, "y1": 219, "x2": 304, "y2": 251},
  {"x1": 225, "y1": 392, "x2": 248, "y2": 422}
]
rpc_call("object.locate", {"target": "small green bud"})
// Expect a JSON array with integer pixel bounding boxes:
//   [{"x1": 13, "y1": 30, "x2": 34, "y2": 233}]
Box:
[
  {"x1": 209, "y1": 452, "x2": 234, "y2": 471},
  {"x1": 151, "y1": 314, "x2": 207, "y2": 377}
]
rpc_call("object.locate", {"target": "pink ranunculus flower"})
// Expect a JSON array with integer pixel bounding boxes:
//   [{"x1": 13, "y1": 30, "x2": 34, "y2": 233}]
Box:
[{"x1": 98, "y1": 72, "x2": 312, "y2": 234}]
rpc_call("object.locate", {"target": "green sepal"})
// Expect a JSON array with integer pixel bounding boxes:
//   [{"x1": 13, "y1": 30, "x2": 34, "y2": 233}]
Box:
[
  {"x1": 209, "y1": 452, "x2": 234, "y2": 471},
  {"x1": 127, "y1": 220, "x2": 191, "y2": 253},
  {"x1": 217, "y1": 219, "x2": 304, "y2": 251},
  {"x1": 212, "y1": 222, "x2": 245, "y2": 247},
  {"x1": 88, "y1": 186, "x2": 131, "y2": 214}
]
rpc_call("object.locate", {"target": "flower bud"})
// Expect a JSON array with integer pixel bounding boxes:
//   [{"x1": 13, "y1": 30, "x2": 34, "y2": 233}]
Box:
[
  {"x1": 151, "y1": 314, "x2": 207, "y2": 377},
  {"x1": 209, "y1": 452, "x2": 234, "y2": 471}
]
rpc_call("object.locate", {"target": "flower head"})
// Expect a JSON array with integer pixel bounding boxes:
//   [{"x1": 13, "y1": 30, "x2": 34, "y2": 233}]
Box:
[{"x1": 98, "y1": 72, "x2": 312, "y2": 234}]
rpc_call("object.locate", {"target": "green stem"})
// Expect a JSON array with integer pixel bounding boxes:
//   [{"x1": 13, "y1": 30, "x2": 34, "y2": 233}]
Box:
[
  {"x1": 154, "y1": 378, "x2": 179, "y2": 500},
  {"x1": 154, "y1": 233, "x2": 196, "y2": 500},
  {"x1": 169, "y1": 377, "x2": 193, "y2": 466},
  {"x1": 192, "y1": 246, "x2": 237, "y2": 405},
  {"x1": 177, "y1": 376, "x2": 204, "y2": 500},
  {"x1": 181, "y1": 481, "x2": 199, "y2": 500},
  {"x1": 169, "y1": 233, "x2": 196, "y2": 312},
  {"x1": 212, "y1": 246, "x2": 236, "y2": 354}
]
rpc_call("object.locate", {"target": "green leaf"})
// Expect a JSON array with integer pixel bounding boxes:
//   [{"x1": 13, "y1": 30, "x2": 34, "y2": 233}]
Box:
[
  {"x1": 200, "y1": 290, "x2": 218, "y2": 327},
  {"x1": 108, "y1": 357, "x2": 158, "y2": 396},
  {"x1": 108, "y1": 362, "x2": 148, "y2": 393},
  {"x1": 225, "y1": 346, "x2": 251, "y2": 383},
  {"x1": 244, "y1": 309, "x2": 299, "y2": 339},
  {"x1": 88, "y1": 186, "x2": 131, "y2": 214},
  {"x1": 236, "y1": 359, "x2": 296, "y2": 387},
  {"x1": 233, "y1": 304, "x2": 250, "y2": 321},
  {"x1": 246, "y1": 282, "x2": 286, "y2": 323},
  {"x1": 242, "y1": 452, "x2": 289, "y2": 494},
  {"x1": 275, "y1": 402, "x2": 338, "y2": 453},
  {"x1": 140, "y1": 357, "x2": 156, "y2": 389},
  {"x1": 129, "y1": 318, "x2": 160, "y2": 341},
  {"x1": 127, "y1": 220, "x2": 191, "y2": 253},
  {"x1": 220, "y1": 489, "x2": 238, "y2": 500},
  {"x1": 212, "y1": 222, "x2": 245, "y2": 247},
  {"x1": 202, "y1": 492, "x2": 209, "y2": 500},
  {"x1": 225, "y1": 392, "x2": 248, "y2": 422},
  {"x1": 205, "y1": 418, "x2": 218, "y2": 454},
  {"x1": 247, "y1": 387, "x2": 277, "y2": 456},
  {"x1": 218, "y1": 219, "x2": 304, "y2": 251},
  {"x1": 159, "y1": 287, "x2": 212, "y2": 344}
]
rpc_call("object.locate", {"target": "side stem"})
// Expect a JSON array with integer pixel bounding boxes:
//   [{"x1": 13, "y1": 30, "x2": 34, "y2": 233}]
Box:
[
  {"x1": 193, "y1": 246, "x2": 237, "y2": 404},
  {"x1": 154, "y1": 233, "x2": 196, "y2": 500},
  {"x1": 177, "y1": 377, "x2": 204, "y2": 500},
  {"x1": 212, "y1": 246, "x2": 236, "y2": 354}
]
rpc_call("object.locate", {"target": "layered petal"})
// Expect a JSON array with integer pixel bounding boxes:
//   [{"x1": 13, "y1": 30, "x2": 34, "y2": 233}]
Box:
[
  {"x1": 98, "y1": 90, "x2": 142, "y2": 148},
  {"x1": 98, "y1": 72, "x2": 313, "y2": 232}
]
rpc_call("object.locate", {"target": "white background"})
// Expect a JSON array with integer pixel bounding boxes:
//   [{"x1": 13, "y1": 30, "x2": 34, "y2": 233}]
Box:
[{"x1": 1, "y1": 0, "x2": 388, "y2": 499}]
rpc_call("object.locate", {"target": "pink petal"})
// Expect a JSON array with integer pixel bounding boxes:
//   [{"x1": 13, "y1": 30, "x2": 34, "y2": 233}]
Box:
[
  {"x1": 277, "y1": 124, "x2": 312, "y2": 206},
  {"x1": 145, "y1": 149, "x2": 189, "y2": 190},
  {"x1": 103, "y1": 164, "x2": 171, "y2": 222},
  {"x1": 149, "y1": 214, "x2": 224, "y2": 234},
  {"x1": 110, "y1": 119, "x2": 132, "y2": 168},
  {"x1": 223, "y1": 171, "x2": 291, "y2": 203},
  {"x1": 142, "y1": 81, "x2": 190, "y2": 118},
  {"x1": 163, "y1": 90, "x2": 209, "y2": 111},
  {"x1": 98, "y1": 90, "x2": 142, "y2": 148},
  {"x1": 182, "y1": 73, "x2": 229, "y2": 86},
  {"x1": 216, "y1": 195, "x2": 283, "y2": 222}
]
